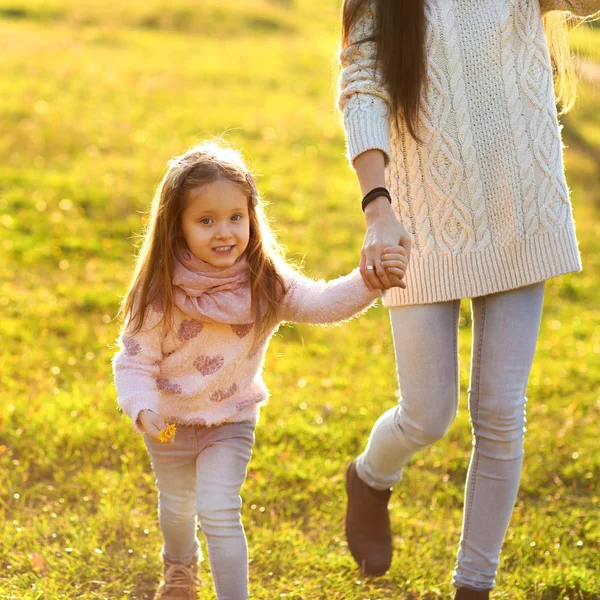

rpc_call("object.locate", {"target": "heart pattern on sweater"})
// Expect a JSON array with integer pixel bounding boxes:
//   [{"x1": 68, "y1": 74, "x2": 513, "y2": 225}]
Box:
[
  {"x1": 210, "y1": 383, "x2": 238, "y2": 403},
  {"x1": 193, "y1": 354, "x2": 225, "y2": 376},
  {"x1": 123, "y1": 336, "x2": 141, "y2": 357},
  {"x1": 231, "y1": 323, "x2": 253, "y2": 338},
  {"x1": 156, "y1": 378, "x2": 182, "y2": 395},
  {"x1": 236, "y1": 395, "x2": 262, "y2": 412},
  {"x1": 177, "y1": 319, "x2": 204, "y2": 341}
]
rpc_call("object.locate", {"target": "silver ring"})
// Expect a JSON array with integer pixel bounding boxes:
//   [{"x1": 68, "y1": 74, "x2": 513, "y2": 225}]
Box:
[{"x1": 366, "y1": 265, "x2": 375, "y2": 271}]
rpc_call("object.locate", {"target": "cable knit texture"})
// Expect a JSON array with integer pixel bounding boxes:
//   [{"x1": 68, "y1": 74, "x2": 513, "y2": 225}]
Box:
[
  {"x1": 338, "y1": 0, "x2": 598, "y2": 306},
  {"x1": 113, "y1": 268, "x2": 378, "y2": 429}
]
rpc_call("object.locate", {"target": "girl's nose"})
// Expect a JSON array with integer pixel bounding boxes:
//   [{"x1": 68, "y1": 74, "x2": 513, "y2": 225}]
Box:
[{"x1": 215, "y1": 223, "x2": 232, "y2": 239}]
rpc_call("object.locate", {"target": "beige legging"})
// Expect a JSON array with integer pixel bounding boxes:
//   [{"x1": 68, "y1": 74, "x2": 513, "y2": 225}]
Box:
[
  {"x1": 355, "y1": 282, "x2": 545, "y2": 591},
  {"x1": 145, "y1": 421, "x2": 255, "y2": 600}
]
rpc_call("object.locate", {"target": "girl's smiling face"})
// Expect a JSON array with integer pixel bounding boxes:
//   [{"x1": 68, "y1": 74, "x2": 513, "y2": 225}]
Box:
[{"x1": 181, "y1": 179, "x2": 250, "y2": 268}]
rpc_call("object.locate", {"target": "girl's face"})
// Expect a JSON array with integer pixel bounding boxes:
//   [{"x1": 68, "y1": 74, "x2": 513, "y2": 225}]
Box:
[{"x1": 181, "y1": 179, "x2": 250, "y2": 268}]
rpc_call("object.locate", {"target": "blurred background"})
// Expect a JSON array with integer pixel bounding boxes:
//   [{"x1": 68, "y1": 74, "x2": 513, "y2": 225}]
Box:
[{"x1": 0, "y1": 1, "x2": 598, "y2": 598}]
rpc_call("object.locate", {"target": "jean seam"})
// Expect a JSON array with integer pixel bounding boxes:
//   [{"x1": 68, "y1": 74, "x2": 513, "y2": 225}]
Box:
[
  {"x1": 463, "y1": 296, "x2": 486, "y2": 544},
  {"x1": 453, "y1": 301, "x2": 460, "y2": 416}
]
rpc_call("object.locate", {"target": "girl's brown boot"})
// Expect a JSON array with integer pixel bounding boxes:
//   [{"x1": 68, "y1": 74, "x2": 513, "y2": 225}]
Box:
[{"x1": 153, "y1": 558, "x2": 202, "y2": 600}]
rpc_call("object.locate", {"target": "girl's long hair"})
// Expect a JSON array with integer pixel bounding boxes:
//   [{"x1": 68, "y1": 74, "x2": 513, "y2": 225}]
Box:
[
  {"x1": 119, "y1": 140, "x2": 287, "y2": 346},
  {"x1": 341, "y1": 0, "x2": 579, "y2": 140}
]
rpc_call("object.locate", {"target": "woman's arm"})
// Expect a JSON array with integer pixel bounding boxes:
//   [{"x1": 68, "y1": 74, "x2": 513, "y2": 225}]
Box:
[
  {"x1": 338, "y1": 1, "x2": 392, "y2": 167},
  {"x1": 355, "y1": 150, "x2": 412, "y2": 291},
  {"x1": 539, "y1": 0, "x2": 600, "y2": 15},
  {"x1": 338, "y1": 4, "x2": 412, "y2": 291}
]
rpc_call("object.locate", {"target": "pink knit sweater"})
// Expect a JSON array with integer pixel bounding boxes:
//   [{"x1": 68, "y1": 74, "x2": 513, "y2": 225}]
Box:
[{"x1": 113, "y1": 268, "x2": 378, "y2": 429}]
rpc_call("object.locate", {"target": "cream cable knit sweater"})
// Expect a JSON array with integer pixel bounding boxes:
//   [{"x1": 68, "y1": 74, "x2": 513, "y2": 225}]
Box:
[
  {"x1": 113, "y1": 269, "x2": 378, "y2": 429},
  {"x1": 338, "y1": 0, "x2": 598, "y2": 306}
]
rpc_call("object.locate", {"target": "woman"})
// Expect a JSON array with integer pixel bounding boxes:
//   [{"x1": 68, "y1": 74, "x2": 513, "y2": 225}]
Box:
[{"x1": 337, "y1": 1, "x2": 599, "y2": 598}]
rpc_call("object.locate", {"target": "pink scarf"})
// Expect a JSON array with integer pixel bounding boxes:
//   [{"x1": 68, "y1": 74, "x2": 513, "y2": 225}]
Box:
[{"x1": 172, "y1": 245, "x2": 253, "y2": 324}]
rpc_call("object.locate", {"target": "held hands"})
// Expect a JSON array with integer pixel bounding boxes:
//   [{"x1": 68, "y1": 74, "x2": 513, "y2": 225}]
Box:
[
  {"x1": 138, "y1": 409, "x2": 174, "y2": 444},
  {"x1": 361, "y1": 197, "x2": 412, "y2": 291},
  {"x1": 361, "y1": 245, "x2": 408, "y2": 291}
]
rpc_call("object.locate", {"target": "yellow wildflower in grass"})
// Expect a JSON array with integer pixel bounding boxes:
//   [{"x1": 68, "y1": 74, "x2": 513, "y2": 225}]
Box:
[{"x1": 158, "y1": 423, "x2": 177, "y2": 443}]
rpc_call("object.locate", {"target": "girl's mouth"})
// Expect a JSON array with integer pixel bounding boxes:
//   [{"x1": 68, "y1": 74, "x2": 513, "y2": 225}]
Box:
[{"x1": 212, "y1": 245, "x2": 235, "y2": 254}]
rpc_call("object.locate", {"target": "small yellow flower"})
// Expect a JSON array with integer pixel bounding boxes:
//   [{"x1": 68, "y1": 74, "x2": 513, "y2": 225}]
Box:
[{"x1": 158, "y1": 424, "x2": 177, "y2": 443}]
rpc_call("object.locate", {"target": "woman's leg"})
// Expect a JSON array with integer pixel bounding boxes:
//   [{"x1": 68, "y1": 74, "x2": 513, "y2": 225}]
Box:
[
  {"x1": 453, "y1": 282, "x2": 545, "y2": 591},
  {"x1": 195, "y1": 421, "x2": 255, "y2": 600},
  {"x1": 144, "y1": 427, "x2": 201, "y2": 564},
  {"x1": 346, "y1": 300, "x2": 461, "y2": 575},
  {"x1": 356, "y1": 300, "x2": 461, "y2": 489}
]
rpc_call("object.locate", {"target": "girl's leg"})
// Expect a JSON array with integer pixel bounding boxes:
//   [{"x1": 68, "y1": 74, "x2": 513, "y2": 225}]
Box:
[
  {"x1": 195, "y1": 421, "x2": 255, "y2": 600},
  {"x1": 144, "y1": 427, "x2": 201, "y2": 564},
  {"x1": 453, "y1": 282, "x2": 545, "y2": 591},
  {"x1": 356, "y1": 300, "x2": 461, "y2": 489}
]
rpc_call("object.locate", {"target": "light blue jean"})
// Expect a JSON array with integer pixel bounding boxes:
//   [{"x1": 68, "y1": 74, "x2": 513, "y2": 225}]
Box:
[
  {"x1": 355, "y1": 282, "x2": 545, "y2": 590},
  {"x1": 144, "y1": 421, "x2": 255, "y2": 600}
]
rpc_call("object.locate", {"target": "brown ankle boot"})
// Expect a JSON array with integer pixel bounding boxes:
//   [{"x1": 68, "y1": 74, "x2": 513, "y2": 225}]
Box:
[
  {"x1": 345, "y1": 458, "x2": 392, "y2": 576},
  {"x1": 153, "y1": 558, "x2": 201, "y2": 600},
  {"x1": 454, "y1": 587, "x2": 490, "y2": 600}
]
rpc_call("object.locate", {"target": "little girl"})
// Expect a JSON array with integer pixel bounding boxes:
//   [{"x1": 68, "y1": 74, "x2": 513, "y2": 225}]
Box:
[{"x1": 112, "y1": 140, "x2": 407, "y2": 600}]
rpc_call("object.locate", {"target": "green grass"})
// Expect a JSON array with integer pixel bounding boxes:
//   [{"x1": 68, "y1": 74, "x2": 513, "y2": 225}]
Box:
[{"x1": 1, "y1": 2, "x2": 599, "y2": 599}]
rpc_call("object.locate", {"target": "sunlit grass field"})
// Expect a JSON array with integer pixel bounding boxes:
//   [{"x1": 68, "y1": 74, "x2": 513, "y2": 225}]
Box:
[{"x1": 1, "y1": 2, "x2": 599, "y2": 599}]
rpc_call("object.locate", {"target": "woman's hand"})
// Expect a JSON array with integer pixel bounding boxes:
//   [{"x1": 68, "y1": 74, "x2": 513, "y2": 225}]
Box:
[
  {"x1": 361, "y1": 197, "x2": 412, "y2": 291},
  {"x1": 138, "y1": 409, "x2": 172, "y2": 443}
]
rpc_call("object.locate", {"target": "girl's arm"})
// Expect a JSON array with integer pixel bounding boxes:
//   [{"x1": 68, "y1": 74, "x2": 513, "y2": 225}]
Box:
[
  {"x1": 276, "y1": 248, "x2": 409, "y2": 325},
  {"x1": 278, "y1": 268, "x2": 379, "y2": 325},
  {"x1": 277, "y1": 246, "x2": 408, "y2": 324},
  {"x1": 112, "y1": 307, "x2": 164, "y2": 430},
  {"x1": 539, "y1": 0, "x2": 600, "y2": 14}
]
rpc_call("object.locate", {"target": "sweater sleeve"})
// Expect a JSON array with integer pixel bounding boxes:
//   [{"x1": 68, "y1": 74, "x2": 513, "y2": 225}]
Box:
[
  {"x1": 337, "y1": 0, "x2": 392, "y2": 168},
  {"x1": 112, "y1": 307, "x2": 164, "y2": 430},
  {"x1": 539, "y1": 0, "x2": 600, "y2": 15},
  {"x1": 277, "y1": 267, "x2": 380, "y2": 325}
]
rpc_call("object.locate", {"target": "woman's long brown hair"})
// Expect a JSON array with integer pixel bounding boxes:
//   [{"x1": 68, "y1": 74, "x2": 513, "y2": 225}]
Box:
[
  {"x1": 341, "y1": 0, "x2": 577, "y2": 141},
  {"x1": 119, "y1": 140, "x2": 287, "y2": 347}
]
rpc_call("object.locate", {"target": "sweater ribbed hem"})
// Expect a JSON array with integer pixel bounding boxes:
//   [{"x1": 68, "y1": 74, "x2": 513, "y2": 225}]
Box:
[
  {"x1": 384, "y1": 226, "x2": 581, "y2": 306},
  {"x1": 344, "y1": 99, "x2": 391, "y2": 167},
  {"x1": 163, "y1": 406, "x2": 261, "y2": 429}
]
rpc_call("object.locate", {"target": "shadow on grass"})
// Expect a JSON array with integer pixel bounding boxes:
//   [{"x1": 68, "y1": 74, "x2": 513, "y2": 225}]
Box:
[{"x1": 540, "y1": 587, "x2": 599, "y2": 600}]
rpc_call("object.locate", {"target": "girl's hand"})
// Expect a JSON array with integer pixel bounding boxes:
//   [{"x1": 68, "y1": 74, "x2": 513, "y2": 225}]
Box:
[
  {"x1": 138, "y1": 409, "x2": 173, "y2": 443},
  {"x1": 381, "y1": 245, "x2": 408, "y2": 285},
  {"x1": 361, "y1": 198, "x2": 412, "y2": 291}
]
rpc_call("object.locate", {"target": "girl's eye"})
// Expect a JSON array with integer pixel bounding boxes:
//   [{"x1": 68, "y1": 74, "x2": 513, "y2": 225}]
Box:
[
  {"x1": 231, "y1": 214, "x2": 244, "y2": 222},
  {"x1": 199, "y1": 218, "x2": 212, "y2": 225}
]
